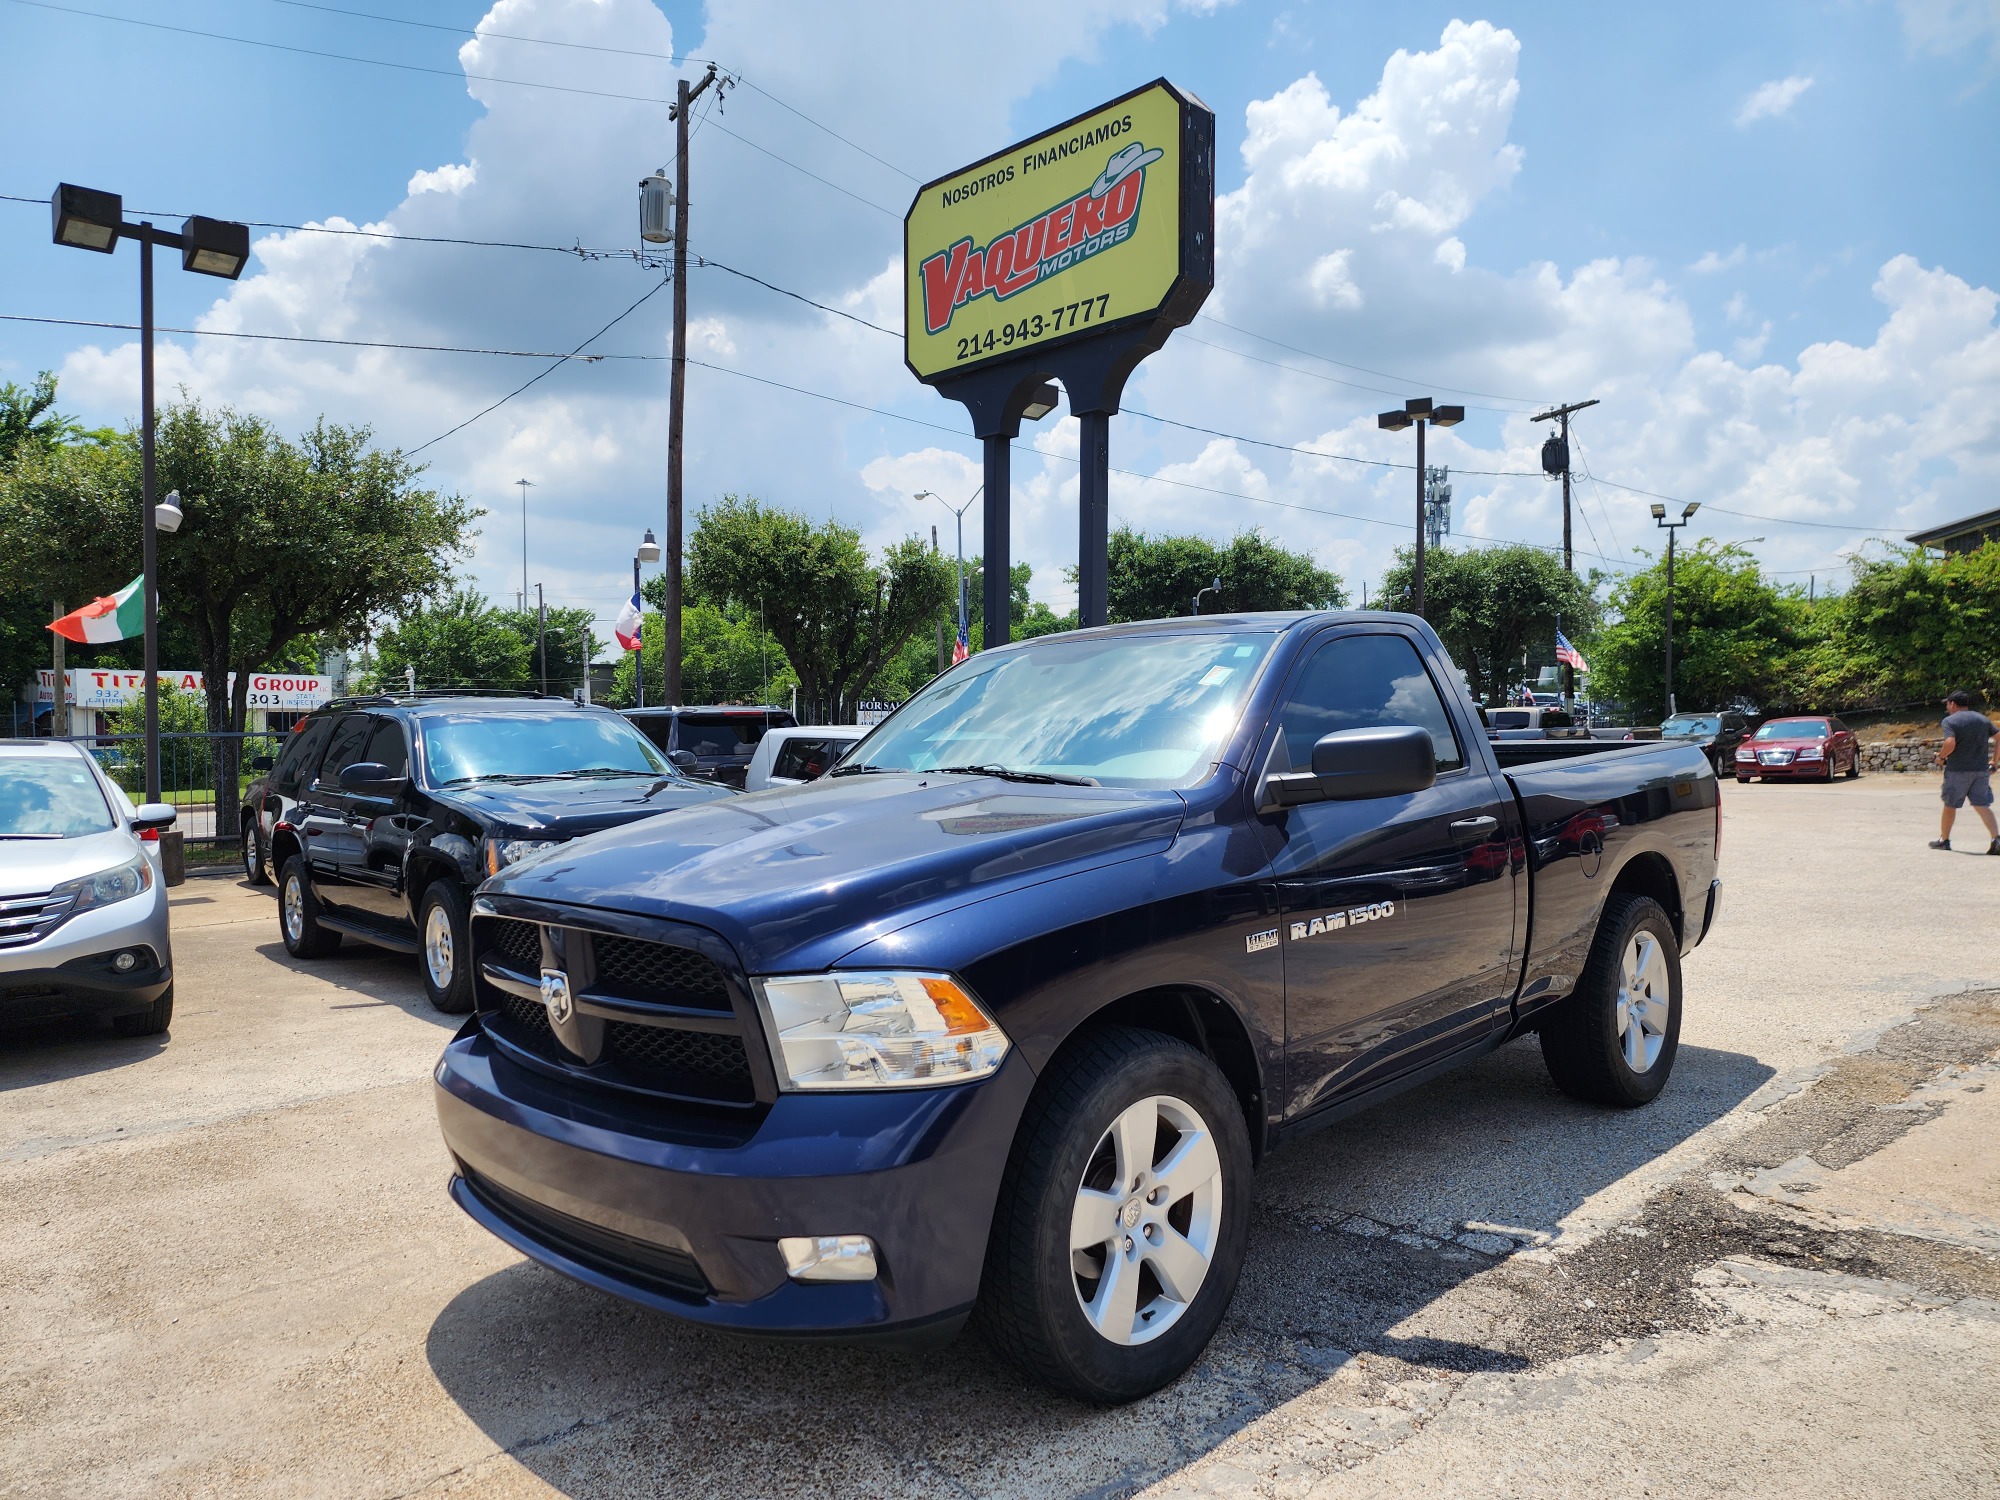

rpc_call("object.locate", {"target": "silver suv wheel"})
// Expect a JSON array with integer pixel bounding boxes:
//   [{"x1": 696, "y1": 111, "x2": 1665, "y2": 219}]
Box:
[{"x1": 424, "y1": 902, "x2": 455, "y2": 991}]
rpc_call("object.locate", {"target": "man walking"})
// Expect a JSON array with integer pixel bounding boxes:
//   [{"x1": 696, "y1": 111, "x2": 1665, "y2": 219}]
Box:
[{"x1": 1930, "y1": 689, "x2": 1999, "y2": 853}]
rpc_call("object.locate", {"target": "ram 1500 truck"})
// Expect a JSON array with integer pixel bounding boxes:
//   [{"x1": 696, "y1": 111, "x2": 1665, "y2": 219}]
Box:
[{"x1": 434, "y1": 612, "x2": 1721, "y2": 1403}]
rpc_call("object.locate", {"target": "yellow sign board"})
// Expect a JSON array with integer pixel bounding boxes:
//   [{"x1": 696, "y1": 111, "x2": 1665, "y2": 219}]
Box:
[{"x1": 904, "y1": 81, "x2": 1197, "y2": 382}]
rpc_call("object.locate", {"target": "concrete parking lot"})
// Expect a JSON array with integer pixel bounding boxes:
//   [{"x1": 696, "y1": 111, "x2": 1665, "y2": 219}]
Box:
[{"x1": 3, "y1": 776, "x2": 1997, "y2": 1499}]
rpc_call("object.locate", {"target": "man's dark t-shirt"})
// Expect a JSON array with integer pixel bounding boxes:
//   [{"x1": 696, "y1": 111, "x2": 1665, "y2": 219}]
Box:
[{"x1": 1941, "y1": 710, "x2": 1995, "y2": 772}]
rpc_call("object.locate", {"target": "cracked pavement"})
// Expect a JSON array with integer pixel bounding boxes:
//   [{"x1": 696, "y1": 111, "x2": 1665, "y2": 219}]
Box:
[{"x1": 2, "y1": 776, "x2": 1996, "y2": 1498}]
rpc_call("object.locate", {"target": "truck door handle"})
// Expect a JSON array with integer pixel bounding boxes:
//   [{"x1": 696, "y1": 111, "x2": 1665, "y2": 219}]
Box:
[{"x1": 1449, "y1": 815, "x2": 1499, "y2": 842}]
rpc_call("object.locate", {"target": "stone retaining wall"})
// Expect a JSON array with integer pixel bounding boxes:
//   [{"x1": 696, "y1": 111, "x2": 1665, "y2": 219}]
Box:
[{"x1": 1862, "y1": 738, "x2": 1944, "y2": 774}]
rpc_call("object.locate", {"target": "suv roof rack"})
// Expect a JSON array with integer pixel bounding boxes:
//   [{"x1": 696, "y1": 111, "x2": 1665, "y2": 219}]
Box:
[{"x1": 319, "y1": 689, "x2": 575, "y2": 709}]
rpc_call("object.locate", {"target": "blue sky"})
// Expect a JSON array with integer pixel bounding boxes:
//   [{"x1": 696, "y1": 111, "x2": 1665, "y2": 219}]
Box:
[{"x1": 3, "y1": 0, "x2": 1996, "y2": 635}]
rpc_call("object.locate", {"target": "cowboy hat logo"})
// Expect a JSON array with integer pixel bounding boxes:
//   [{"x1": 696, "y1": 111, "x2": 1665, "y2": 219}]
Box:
[{"x1": 1090, "y1": 143, "x2": 1165, "y2": 199}]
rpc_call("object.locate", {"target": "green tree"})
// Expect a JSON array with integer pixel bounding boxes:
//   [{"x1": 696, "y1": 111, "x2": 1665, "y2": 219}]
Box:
[
  {"x1": 1100, "y1": 527, "x2": 1345, "y2": 624},
  {"x1": 611, "y1": 596, "x2": 794, "y2": 707},
  {"x1": 685, "y1": 496, "x2": 951, "y2": 718},
  {"x1": 106, "y1": 682, "x2": 209, "y2": 794},
  {"x1": 369, "y1": 590, "x2": 532, "y2": 691},
  {"x1": 0, "y1": 399, "x2": 475, "y2": 834},
  {"x1": 1821, "y1": 542, "x2": 2000, "y2": 708},
  {"x1": 1588, "y1": 540, "x2": 1806, "y2": 717},
  {"x1": 1378, "y1": 544, "x2": 1600, "y2": 704}
]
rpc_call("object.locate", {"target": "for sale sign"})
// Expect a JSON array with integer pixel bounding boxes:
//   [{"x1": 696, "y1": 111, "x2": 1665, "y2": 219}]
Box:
[{"x1": 904, "y1": 80, "x2": 1208, "y2": 382}]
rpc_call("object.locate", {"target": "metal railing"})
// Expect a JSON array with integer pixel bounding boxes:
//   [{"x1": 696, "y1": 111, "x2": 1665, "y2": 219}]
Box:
[{"x1": 57, "y1": 730, "x2": 286, "y2": 844}]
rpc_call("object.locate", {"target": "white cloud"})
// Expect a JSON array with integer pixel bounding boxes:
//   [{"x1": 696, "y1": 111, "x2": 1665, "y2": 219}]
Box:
[
  {"x1": 407, "y1": 162, "x2": 477, "y2": 197},
  {"x1": 1690, "y1": 245, "x2": 1747, "y2": 274},
  {"x1": 1898, "y1": 0, "x2": 2000, "y2": 59},
  {"x1": 1735, "y1": 75, "x2": 1815, "y2": 126}
]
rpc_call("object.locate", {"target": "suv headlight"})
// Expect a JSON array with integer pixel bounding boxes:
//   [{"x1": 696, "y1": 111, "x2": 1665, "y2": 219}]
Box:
[
  {"x1": 482, "y1": 837, "x2": 562, "y2": 876},
  {"x1": 52, "y1": 855, "x2": 152, "y2": 912},
  {"x1": 753, "y1": 970, "x2": 1008, "y2": 1090}
]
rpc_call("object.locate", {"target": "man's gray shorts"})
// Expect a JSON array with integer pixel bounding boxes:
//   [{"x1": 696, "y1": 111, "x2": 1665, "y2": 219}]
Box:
[{"x1": 1942, "y1": 769, "x2": 1994, "y2": 808}]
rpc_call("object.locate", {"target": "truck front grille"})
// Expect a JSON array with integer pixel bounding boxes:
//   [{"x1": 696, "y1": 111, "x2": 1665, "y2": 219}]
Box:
[{"x1": 473, "y1": 913, "x2": 760, "y2": 1107}]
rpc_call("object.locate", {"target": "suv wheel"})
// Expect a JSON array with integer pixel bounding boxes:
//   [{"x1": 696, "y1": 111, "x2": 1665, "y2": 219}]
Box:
[
  {"x1": 279, "y1": 855, "x2": 342, "y2": 959},
  {"x1": 242, "y1": 822, "x2": 270, "y2": 885},
  {"x1": 978, "y1": 1026, "x2": 1251, "y2": 1404},
  {"x1": 418, "y1": 880, "x2": 476, "y2": 1014},
  {"x1": 112, "y1": 983, "x2": 173, "y2": 1037},
  {"x1": 1540, "y1": 893, "x2": 1681, "y2": 1107}
]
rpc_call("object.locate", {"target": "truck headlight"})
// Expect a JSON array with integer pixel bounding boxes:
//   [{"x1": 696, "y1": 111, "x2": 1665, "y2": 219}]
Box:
[
  {"x1": 482, "y1": 837, "x2": 562, "y2": 876},
  {"x1": 753, "y1": 970, "x2": 1008, "y2": 1090},
  {"x1": 52, "y1": 855, "x2": 152, "y2": 912}
]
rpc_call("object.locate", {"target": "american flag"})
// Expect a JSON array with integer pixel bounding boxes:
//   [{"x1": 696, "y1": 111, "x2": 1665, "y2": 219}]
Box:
[
  {"x1": 1556, "y1": 630, "x2": 1588, "y2": 672},
  {"x1": 952, "y1": 586, "x2": 970, "y2": 665}
]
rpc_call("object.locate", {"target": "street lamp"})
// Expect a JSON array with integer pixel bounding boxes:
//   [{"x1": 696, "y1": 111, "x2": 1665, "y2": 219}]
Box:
[
  {"x1": 1376, "y1": 397, "x2": 1465, "y2": 617},
  {"x1": 634, "y1": 528, "x2": 661, "y2": 708},
  {"x1": 50, "y1": 183, "x2": 249, "y2": 804},
  {"x1": 1651, "y1": 501, "x2": 1701, "y2": 719},
  {"x1": 1192, "y1": 576, "x2": 1222, "y2": 616},
  {"x1": 917, "y1": 487, "x2": 982, "y2": 662}
]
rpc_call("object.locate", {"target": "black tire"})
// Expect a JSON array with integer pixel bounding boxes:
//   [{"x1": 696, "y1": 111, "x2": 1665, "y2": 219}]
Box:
[
  {"x1": 1735, "y1": 774, "x2": 1753, "y2": 784},
  {"x1": 242, "y1": 822, "x2": 270, "y2": 885},
  {"x1": 278, "y1": 855, "x2": 342, "y2": 959},
  {"x1": 1846, "y1": 751, "x2": 1861, "y2": 779},
  {"x1": 977, "y1": 1026, "x2": 1252, "y2": 1405},
  {"x1": 1540, "y1": 893, "x2": 1682, "y2": 1108},
  {"x1": 417, "y1": 880, "x2": 476, "y2": 1014},
  {"x1": 112, "y1": 983, "x2": 173, "y2": 1037}
]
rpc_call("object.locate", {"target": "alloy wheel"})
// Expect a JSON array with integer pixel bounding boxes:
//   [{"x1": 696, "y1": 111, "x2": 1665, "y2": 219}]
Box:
[
  {"x1": 282, "y1": 876, "x2": 304, "y2": 943},
  {"x1": 1069, "y1": 1094, "x2": 1223, "y2": 1346},
  {"x1": 1615, "y1": 931, "x2": 1669, "y2": 1072},
  {"x1": 424, "y1": 903, "x2": 455, "y2": 991}
]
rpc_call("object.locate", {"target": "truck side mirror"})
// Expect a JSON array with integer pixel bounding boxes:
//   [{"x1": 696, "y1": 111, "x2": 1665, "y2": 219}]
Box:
[
  {"x1": 1261, "y1": 725, "x2": 1437, "y2": 810},
  {"x1": 667, "y1": 750, "x2": 698, "y2": 771}
]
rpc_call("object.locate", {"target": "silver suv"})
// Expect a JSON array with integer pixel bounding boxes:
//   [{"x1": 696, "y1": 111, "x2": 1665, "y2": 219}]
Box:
[{"x1": 0, "y1": 741, "x2": 178, "y2": 1036}]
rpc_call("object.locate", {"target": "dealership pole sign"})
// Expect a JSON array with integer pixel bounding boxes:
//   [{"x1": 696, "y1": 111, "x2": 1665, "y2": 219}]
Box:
[{"x1": 905, "y1": 80, "x2": 1213, "y2": 635}]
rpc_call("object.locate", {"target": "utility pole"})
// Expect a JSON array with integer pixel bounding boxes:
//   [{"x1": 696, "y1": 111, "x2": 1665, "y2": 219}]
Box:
[
  {"x1": 536, "y1": 583, "x2": 547, "y2": 696},
  {"x1": 1532, "y1": 398, "x2": 1598, "y2": 707},
  {"x1": 665, "y1": 62, "x2": 723, "y2": 707}
]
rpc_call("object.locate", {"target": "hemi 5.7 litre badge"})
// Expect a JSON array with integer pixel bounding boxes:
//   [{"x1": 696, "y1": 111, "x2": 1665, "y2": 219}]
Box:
[
  {"x1": 1290, "y1": 901, "x2": 1396, "y2": 942},
  {"x1": 1245, "y1": 928, "x2": 1280, "y2": 954}
]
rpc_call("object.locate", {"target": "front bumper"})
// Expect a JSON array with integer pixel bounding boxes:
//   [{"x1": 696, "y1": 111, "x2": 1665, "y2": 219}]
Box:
[
  {"x1": 0, "y1": 884, "x2": 172, "y2": 1021},
  {"x1": 1736, "y1": 756, "x2": 1828, "y2": 778},
  {"x1": 435, "y1": 1023, "x2": 1035, "y2": 1339}
]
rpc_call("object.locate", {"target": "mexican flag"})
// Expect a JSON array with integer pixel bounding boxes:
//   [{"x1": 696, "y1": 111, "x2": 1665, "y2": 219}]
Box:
[{"x1": 48, "y1": 578, "x2": 144, "y2": 643}]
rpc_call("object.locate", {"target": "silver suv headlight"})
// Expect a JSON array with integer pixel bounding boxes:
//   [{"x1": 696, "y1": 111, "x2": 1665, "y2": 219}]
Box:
[
  {"x1": 52, "y1": 855, "x2": 153, "y2": 912},
  {"x1": 752, "y1": 970, "x2": 1009, "y2": 1090}
]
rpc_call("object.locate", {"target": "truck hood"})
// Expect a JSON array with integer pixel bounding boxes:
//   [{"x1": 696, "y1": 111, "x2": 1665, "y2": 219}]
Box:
[
  {"x1": 0, "y1": 827, "x2": 144, "y2": 898},
  {"x1": 482, "y1": 772, "x2": 1187, "y2": 972},
  {"x1": 430, "y1": 774, "x2": 734, "y2": 838}
]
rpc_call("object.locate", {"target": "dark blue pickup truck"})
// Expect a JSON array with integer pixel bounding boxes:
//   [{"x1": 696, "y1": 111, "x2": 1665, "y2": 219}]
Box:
[{"x1": 434, "y1": 612, "x2": 1720, "y2": 1403}]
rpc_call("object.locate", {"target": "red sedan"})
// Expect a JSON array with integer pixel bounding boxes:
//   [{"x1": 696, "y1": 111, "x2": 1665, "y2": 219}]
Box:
[{"x1": 1733, "y1": 715, "x2": 1861, "y2": 782}]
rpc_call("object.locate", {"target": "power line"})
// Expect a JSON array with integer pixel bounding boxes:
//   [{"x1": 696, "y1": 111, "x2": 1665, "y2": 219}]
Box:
[
  {"x1": 0, "y1": 313, "x2": 651, "y2": 361},
  {"x1": 1191, "y1": 312, "x2": 1551, "y2": 410},
  {"x1": 697, "y1": 258, "x2": 896, "y2": 336},
  {"x1": 408, "y1": 279, "x2": 671, "y2": 455},
  {"x1": 1583, "y1": 472, "x2": 1902, "y2": 534},
  {"x1": 255, "y1": 0, "x2": 710, "y2": 64},
  {"x1": 1178, "y1": 330, "x2": 1531, "y2": 414},
  {"x1": 697, "y1": 115, "x2": 903, "y2": 218}
]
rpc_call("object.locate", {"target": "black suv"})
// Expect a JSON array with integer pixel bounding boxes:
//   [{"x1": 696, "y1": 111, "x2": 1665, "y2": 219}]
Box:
[
  {"x1": 621, "y1": 706, "x2": 796, "y2": 788},
  {"x1": 252, "y1": 694, "x2": 734, "y2": 1011}
]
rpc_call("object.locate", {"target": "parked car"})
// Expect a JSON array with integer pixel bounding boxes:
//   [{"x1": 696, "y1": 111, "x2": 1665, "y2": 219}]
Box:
[
  {"x1": 743, "y1": 725, "x2": 870, "y2": 792},
  {"x1": 1733, "y1": 715, "x2": 1861, "y2": 782},
  {"x1": 435, "y1": 611, "x2": 1722, "y2": 1404},
  {"x1": 255, "y1": 694, "x2": 736, "y2": 1012},
  {"x1": 1655, "y1": 710, "x2": 1754, "y2": 772},
  {"x1": 0, "y1": 740, "x2": 178, "y2": 1036},
  {"x1": 1485, "y1": 705, "x2": 1576, "y2": 737},
  {"x1": 622, "y1": 706, "x2": 798, "y2": 788}
]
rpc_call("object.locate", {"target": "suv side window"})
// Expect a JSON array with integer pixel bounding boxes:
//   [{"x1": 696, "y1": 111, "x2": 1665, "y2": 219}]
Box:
[
  {"x1": 772, "y1": 736, "x2": 838, "y2": 781},
  {"x1": 273, "y1": 714, "x2": 336, "y2": 795},
  {"x1": 315, "y1": 713, "x2": 373, "y2": 786},
  {"x1": 363, "y1": 718, "x2": 409, "y2": 778},
  {"x1": 1278, "y1": 633, "x2": 1465, "y2": 774}
]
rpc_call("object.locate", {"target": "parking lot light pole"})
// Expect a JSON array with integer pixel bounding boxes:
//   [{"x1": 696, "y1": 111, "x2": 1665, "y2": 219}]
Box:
[
  {"x1": 1651, "y1": 501, "x2": 1701, "y2": 719},
  {"x1": 917, "y1": 488, "x2": 981, "y2": 657},
  {"x1": 51, "y1": 185, "x2": 249, "y2": 802},
  {"x1": 634, "y1": 528, "x2": 661, "y2": 709},
  {"x1": 1376, "y1": 398, "x2": 1465, "y2": 617}
]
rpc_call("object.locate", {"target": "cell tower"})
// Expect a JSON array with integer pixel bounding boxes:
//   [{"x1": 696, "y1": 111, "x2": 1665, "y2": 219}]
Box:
[{"x1": 1424, "y1": 466, "x2": 1451, "y2": 551}]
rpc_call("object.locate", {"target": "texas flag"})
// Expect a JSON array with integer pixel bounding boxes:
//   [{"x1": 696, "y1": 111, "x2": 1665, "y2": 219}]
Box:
[
  {"x1": 49, "y1": 577, "x2": 144, "y2": 643},
  {"x1": 613, "y1": 589, "x2": 643, "y2": 651}
]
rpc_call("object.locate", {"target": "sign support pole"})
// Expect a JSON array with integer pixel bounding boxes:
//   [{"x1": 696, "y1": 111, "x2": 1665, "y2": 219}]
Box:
[
  {"x1": 982, "y1": 435, "x2": 1012, "y2": 649},
  {"x1": 1078, "y1": 412, "x2": 1110, "y2": 627}
]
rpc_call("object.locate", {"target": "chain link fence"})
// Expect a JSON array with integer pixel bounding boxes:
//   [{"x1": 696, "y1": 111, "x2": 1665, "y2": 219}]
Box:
[{"x1": 56, "y1": 730, "x2": 286, "y2": 845}]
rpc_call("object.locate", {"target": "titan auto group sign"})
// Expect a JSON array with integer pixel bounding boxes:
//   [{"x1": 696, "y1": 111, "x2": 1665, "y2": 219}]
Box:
[
  {"x1": 903, "y1": 80, "x2": 1210, "y2": 383},
  {"x1": 36, "y1": 669, "x2": 333, "y2": 711}
]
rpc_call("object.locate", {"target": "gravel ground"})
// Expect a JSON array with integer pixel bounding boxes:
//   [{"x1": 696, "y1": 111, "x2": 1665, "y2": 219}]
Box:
[{"x1": 1, "y1": 775, "x2": 1996, "y2": 1499}]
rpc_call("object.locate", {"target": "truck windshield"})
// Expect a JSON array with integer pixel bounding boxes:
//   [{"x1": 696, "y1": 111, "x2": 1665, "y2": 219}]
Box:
[
  {"x1": 421, "y1": 713, "x2": 673, "y2": 785},
  {"x1": 842, "y1": 632, "x2": 1275, "y2": 788},
  {"x1": 0, "y1": 753, "x2": 116, "y2": 838}
]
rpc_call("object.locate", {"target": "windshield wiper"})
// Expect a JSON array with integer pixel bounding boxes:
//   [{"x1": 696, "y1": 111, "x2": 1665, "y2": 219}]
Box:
[
  {"x1": 827, "y1": 764, "x2": 898, "y2": 777},
  {"x1": 929, "y1": 764, "x2": 1099, "y2": 786},
  {"x1": 438, "y1": 772, "x2": 569, "y2": 786},
  {"x1": 565, "y1": 767, "x2": 660, "y2": 778}
]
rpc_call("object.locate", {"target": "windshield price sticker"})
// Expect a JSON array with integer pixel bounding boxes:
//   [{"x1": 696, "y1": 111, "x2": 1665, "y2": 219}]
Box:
[{"x1": 905, "y1": 82, "x2": 1190, "y2": 381}]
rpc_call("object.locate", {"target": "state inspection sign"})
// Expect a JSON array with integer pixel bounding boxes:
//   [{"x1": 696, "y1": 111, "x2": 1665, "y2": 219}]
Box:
[{"x1": 904, "y1": 80, "x2": 1207, "y2": 383}]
